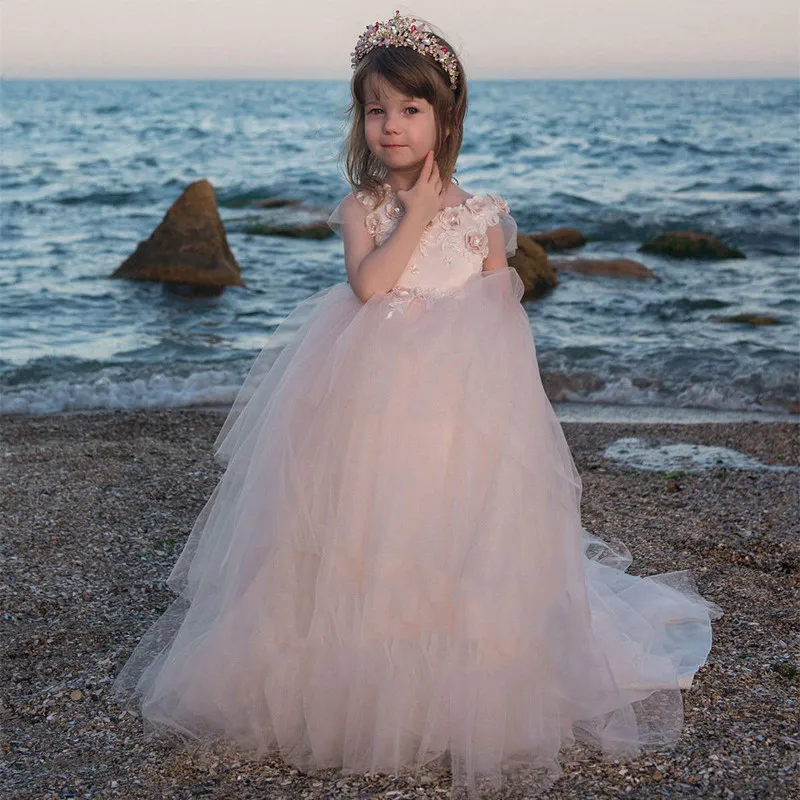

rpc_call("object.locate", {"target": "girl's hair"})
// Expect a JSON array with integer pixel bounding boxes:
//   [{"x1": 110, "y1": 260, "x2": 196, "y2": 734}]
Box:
[{"x1": 339, "y1": 23, "x2": 467, "y2": 204}]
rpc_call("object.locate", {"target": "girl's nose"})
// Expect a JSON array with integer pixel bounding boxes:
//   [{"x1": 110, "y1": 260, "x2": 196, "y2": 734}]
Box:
[{"x1": 383, "y1": 114, "x2": 402, "y2": 133}]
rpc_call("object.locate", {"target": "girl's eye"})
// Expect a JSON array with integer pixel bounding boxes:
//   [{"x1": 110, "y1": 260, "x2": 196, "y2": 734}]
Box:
[{"x1": 368, "y1": 107, "x2": 419, "y2": 115}]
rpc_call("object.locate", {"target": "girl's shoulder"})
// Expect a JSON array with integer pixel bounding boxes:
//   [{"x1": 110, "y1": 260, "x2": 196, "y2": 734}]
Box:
[
  {"x1": 451, "y1": 186, "x2": 474, "y2": 205},
  {"x1": 451, "y1": 187, "x2": 510, "y2": 217}
]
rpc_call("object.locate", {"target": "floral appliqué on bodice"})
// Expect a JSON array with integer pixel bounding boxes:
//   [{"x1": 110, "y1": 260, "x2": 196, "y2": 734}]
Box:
[{"x1": 354, "y1": 183, "x2": 511, "y2": 318}]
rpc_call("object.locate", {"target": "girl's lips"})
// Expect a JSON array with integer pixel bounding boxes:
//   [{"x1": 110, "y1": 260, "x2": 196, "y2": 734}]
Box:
[{"x1": 383, "y1": 144, "x2": 405, "y2": 148}]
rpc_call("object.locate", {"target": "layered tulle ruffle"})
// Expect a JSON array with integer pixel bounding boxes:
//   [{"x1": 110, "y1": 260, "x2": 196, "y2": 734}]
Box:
[{"x1": 112, "y1": 268, "x2": 722, "y2": 798}]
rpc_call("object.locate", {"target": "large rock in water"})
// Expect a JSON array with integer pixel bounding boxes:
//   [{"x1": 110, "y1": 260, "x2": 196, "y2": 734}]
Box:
[
  {"x1": 508, "y1": 236, "x2": 558, "y2": 300},
  {"x1": 529, "y1": 227, "x2": 587, "y2": 251},
  {"x1": 111, "y1": 180, "x2": 244, "y2": 292},
  {"x1": 639, "y1": 231, "x2": 745, "y2": 260},
  {"x1": 243, "y1": 220, "x2": 334, "y2": 240},
  {"x1": 550, "y1": 257, "x2": 660, "y2": 281}
]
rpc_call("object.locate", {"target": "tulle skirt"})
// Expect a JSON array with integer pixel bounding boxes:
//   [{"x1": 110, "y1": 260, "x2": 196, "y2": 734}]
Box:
[{"x1": 112, "y1": 267, "x2": 722, "y2": 798}]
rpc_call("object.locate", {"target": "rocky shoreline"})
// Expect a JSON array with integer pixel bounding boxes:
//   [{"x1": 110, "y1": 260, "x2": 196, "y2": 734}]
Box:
[{"x1": 1, "y1": 409, "x2": 798, "y2": 799}]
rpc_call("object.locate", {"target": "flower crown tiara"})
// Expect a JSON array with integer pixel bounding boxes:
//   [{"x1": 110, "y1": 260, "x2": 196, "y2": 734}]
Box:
[{"x1": 351, "y1": 9, "x2": 459, "y2": 91}]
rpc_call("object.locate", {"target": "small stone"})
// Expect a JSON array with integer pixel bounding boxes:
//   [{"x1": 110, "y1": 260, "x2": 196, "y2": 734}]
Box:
[{"x1": 711, "y1": 313, "x2": 780, "y2": 326}]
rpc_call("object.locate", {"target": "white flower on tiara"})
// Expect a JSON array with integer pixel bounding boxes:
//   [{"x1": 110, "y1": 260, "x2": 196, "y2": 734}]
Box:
[{"x1": 351, "y1": 9, "x2": 459, "y2": 91}]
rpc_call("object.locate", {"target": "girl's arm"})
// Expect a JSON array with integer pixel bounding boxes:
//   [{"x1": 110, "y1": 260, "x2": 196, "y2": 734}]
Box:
[
  {"x1": 482, "y1": 222, "x2": 510, "y2": 272},
  {"x1": 338, "y1": 193, "x2": 431, "y2": 302}
]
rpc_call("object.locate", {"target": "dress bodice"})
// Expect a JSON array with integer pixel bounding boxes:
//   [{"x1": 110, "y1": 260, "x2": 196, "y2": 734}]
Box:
[{"x1": 354, "y1": 183, "x2": 512, "y2": 293}]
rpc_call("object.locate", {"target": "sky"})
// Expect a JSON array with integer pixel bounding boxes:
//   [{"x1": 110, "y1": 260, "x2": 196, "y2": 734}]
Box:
[{"x1": 1, "y1": 0, "x2": 798, "y2": 80}]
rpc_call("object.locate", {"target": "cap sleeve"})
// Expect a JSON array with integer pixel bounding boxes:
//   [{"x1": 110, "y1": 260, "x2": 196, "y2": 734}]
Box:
[
  {"x1": 327, "y1": 192, "x2": 369, "y2": 240},
  {"x1": 486, "y1": 194, "x2": 518, "y2": 258}
]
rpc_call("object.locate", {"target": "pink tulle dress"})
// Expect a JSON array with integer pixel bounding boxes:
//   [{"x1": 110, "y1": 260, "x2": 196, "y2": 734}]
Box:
[{"x1": 112, "y1": 183, "x2": 723, "y2": 798}]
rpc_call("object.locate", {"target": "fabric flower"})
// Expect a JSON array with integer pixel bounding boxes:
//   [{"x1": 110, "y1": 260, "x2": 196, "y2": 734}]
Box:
[
  {"x1": 386, "y1": 201, "x2": 404, "y2": 221},
  {"x1": 486, "y1": 194, "x2": 510, "y2": 215},
  {"x1": 439, "y1": 207, "x2": 461, "y2": 231},
  {"x1": 465, "y1": 195, "x2": 493, "y2": 215},
  {"x1": 465, "y1": 231, "x2": 488, "y2": 255},
  {"x1": 355, "y1": 189, "x2": 377, "y2": 211}
]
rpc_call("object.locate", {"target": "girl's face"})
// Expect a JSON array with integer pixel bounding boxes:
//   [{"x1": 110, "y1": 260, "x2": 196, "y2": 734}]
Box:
[{"x1": 363, "y1": 76, "x2": 447, "y2": 183}]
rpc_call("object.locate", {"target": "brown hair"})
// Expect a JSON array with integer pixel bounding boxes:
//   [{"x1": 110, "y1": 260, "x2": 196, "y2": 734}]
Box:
[{"x1": 338, "y1": 22, "x2": 468, "y2": 205}]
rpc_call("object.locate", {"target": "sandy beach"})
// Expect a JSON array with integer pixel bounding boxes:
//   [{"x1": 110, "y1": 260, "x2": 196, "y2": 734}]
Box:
[{"x1": 1, "y1": 408, "x2": 797, "y2": 799}]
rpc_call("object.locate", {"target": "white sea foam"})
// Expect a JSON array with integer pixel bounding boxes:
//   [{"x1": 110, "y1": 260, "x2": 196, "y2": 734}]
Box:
[
  {"x1": 603, "y1": 437, "x2": 798, "y2": 472},
  {"x1": 0, "y1": 369, "x2": 245, "y2": 416}
]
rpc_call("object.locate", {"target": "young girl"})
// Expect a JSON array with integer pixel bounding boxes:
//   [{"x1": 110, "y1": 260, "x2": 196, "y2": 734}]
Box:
[{"x1": 112, "y1": 11, "x2": 723, "y2": 799}]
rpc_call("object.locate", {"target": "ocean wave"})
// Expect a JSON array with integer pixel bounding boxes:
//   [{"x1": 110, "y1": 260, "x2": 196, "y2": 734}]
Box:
[
  {"x1": 55, "y1": 190, "x2": 145, "y2": 207},
  {"x1": 0, "y1": 369, "x2": 246, "y2": 416},
  {"x1": 2, "y1": 361, "x2": 797, "y2": 417},
  {"x1": 540, "y1": 372, "x2": 798, "y2": 415}
]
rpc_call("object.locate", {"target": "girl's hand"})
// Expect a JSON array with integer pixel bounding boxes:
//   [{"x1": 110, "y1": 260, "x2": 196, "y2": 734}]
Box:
[{"x1": 396, "y1": 150, "x2": 445, "y2": 225}]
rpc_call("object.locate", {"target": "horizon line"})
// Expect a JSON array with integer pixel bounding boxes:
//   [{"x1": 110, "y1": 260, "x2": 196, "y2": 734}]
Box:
[{"x1": 2, "y1": 74, "x2": 798, "y2": 82}]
